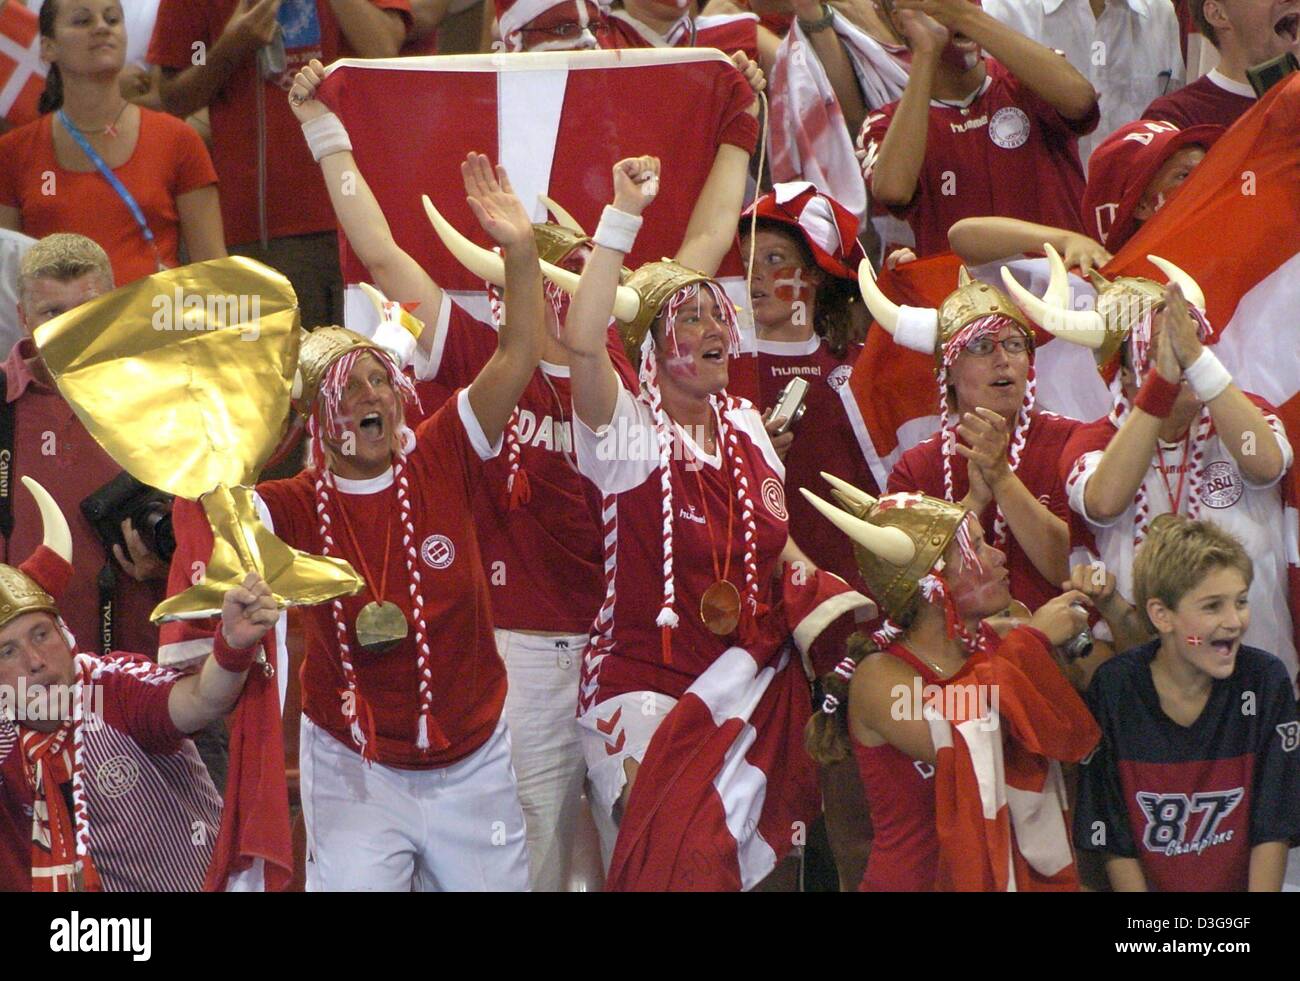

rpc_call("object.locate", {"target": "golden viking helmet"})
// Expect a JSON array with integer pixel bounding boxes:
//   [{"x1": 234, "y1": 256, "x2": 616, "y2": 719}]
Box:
[
  {"x1": 801, "y1": 475, "x2": 967, "y2": 620},
  {"x1": 537, "y1": 256, "x2": 717, "y2": 365},
  {"x1": 1000, "y1": 244, "x2": 1206, "y2": 373},
  {"x1": 533, "y1": 194, "x2": 592, "y2": 265},
  {"x1": 857, "y1": 259, "x2": 1033, "y2": 368},
  {"x1": 0, "y1": 478, "x2": 73, "y2": 632},
  {"x1": 290, "y1": 325, "x2": 389, "y2": 417}
]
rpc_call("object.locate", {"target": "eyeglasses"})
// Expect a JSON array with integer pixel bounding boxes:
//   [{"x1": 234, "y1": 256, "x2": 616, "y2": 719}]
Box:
[
  {"x1": 962, "y1": 335, "x2": 1029, "y2": 357},
  {"x1": 519, "y1": 19, "x2": 607, "y2": 39}
]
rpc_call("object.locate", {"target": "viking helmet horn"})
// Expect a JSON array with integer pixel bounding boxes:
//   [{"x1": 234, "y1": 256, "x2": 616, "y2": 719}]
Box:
[
  {"x1": 423, "y1": 195, "x2": 508, "y2": 287},
  {"x1": 799, "y1": 488, "x2": 917, "y2": 567},
  {"x1": 538, "y1": 258, "x2": 642, "y2": 324},
  {"x1": 1146, "y1": 254, "x2": 1206, "y2": 312}
]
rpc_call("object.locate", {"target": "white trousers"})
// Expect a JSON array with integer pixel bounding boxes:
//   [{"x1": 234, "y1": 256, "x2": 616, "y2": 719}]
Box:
[
  {"x1": 577, "y1": 690, "x2": 677, "y2": 869},
  {"x1": 496, "y1": 627, "x2": 591, "y2": 892},
  {"x1": 300, "y1": 714, "x2": 530, "y2": 892}
]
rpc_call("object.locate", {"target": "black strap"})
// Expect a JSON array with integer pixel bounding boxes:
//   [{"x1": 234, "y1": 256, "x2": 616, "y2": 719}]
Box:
[
  {"x1": 97, "y1": 563, "x2": 116, "y2": 655},
  {"x1": 0, "y1": 372, "x2": 13, "y2": 549}
]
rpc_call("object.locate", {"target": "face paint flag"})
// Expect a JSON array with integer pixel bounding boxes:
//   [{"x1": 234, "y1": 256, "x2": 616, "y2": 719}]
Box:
[
  {"x1": 842, "y1": 75, "x2": 1300, "y2": 685},
  {"x1": 1186, "y1": 634, "x2": 1202, "y2": 647},
  {"x1": 0, "y1": 0, "x2": 46, "y2": 127},
  {"x1": 316, "y1": 49, "x2": 760, "y2": 399}
]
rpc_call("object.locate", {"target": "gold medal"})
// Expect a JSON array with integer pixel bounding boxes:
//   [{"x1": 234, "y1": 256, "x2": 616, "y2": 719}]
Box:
[
  {"x1": 700, "y1": 579, "x2": 742, "y2": 636},
  {"x1": 355, "y1": 600, "x2": 408, "y2": 654}
]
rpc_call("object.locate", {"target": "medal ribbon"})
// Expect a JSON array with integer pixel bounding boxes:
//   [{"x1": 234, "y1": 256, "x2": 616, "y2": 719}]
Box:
[
  {"x1": 331, "y1": 486, "x2": 395, "y2": 606},
  {"x1": 690, "y1": 418, "x2": 737, "y2": 630},
  {"x1": 1155, "y1": 431, "x2": 1192, "y2": 515}
]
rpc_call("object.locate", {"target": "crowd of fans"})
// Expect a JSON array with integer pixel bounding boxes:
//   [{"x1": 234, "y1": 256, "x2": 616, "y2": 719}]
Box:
[{"x1": 0, "y1": 0, "x2": 1296, "y2": 894}]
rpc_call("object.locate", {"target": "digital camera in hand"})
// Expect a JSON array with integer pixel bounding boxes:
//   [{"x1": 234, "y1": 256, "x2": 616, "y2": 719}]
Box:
[{"x1": 81, "y1": 472, "x2": 176, "y2": 563}]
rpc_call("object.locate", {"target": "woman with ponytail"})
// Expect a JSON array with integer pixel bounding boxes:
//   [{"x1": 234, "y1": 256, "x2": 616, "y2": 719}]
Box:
[
  {"x1": 802, "y1": 480, "x2": 1100, "y2": 891},
  {"x1": 547, "y1": 156, "x2": 873, "y2": 890},
  {"x1": 0, "y1": 0, "x2": 224, "y2": 285}
]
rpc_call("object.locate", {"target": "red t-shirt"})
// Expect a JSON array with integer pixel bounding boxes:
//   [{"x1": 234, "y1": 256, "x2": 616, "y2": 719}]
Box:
[
  {"x1": 603, "y1": 9, "x2": 761, "y2": 62},
  {"x1": 256, "y1": 389, "x2": 505, "y2": 769},
  {"x1": 755, "y1": 337, "x2": 877, "y2": 630},
  {"x1": 1, "y1": 342, "x2": 164, "y2": 657},
  {"x1": 1142, "y1": 71, "x2": 1256, "y2": 130},
  {"x1": 419, "y1": 295, "x2": 637, "y2": 634},
  {"x1": 147, "y1": 0, "x2": 412, "y2": 246},
  {"x1": 888, "y1": 409, "x2": 1080, "y2": 612},
  {"x1": 0, "y1": 109, "x2": 217, "y2": 285},
  {"x1": 859, "y1": 57, "x2": 1098, "y2": 256},
  {"x1": 574, "y1": 386, "x2": 790, "y2": 702},
  {"x1": 853, "y1": 643, "x2": 941, "y2": 892}
]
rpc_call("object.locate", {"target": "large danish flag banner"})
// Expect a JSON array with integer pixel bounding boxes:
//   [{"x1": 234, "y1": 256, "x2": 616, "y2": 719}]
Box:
[
  {"x1": 0, "y1": 0, "x2": 45, "y2": 127},
  {"x1": 316, "y1": 49, "x2": 759, "y2": 386}
]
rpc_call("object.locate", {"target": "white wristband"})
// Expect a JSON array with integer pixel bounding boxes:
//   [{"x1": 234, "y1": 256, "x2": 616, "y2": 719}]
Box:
[
  {"x1": 1183, "y1": 347, "x2": 1232, "y2": 402},
  {"x1": 301, "y1": 112, "x2": 352, "y2": 163},
  {"x1": 593, "y1": 205, "x2": 643, "y2": 254}
]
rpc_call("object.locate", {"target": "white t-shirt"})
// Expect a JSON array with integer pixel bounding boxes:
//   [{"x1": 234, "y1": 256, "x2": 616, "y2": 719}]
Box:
[{"x1": 1064, "y1": 407, "x2": 1296, "y2": 682}]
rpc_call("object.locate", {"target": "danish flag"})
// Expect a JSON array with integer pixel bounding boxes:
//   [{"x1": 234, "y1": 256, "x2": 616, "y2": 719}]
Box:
[{"x1": 0, "y1": 0, "x2": 46, "y2": 128}]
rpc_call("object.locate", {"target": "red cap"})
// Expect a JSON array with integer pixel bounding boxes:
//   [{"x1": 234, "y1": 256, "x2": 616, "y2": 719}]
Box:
[
  {"x1": 742, "y1": 182, "x2": 865, "y2": 281},
  {"x1": 1082, "y1": 120, "x2": 1224, "y2": 253}
]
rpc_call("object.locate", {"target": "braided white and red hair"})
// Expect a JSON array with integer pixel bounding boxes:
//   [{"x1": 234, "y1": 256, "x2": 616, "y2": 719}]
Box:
[
  {"x1": 307, "y1": 349, "x2": 445, "y2": 757},
  {"x1": 1106, "y1": 306, "x2": 1215, "y2": 549},
  {"x1": 937, "y1": 315, "x2": 1035, "y2": 549},
  {"x1": 638, "y1": 281, "x2": 750, "y2": 661}
]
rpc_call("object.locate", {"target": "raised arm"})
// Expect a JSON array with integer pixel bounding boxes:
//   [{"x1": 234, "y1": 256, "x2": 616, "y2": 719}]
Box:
[
  {"x1": 167, "y1": 572, "x2": 278, "y2": 734},
  {"x1": 864, "y1": 9, "x2": 945, "y2": 208},
  {"x1": 158, "y1": 0, "x2": 280, "y2": 119},
  {"x1": 462, "y1": 154, "x2": 546, "y2": 446},
  {"x1": 328, "y1": 0, "x2": 409, "y2": 58},
  {"x1": 1161, "y1": 287, "x2": 1286, "y2": 486},
  {"x1": 674, "y1": 97, "x2": 759, "y2": 276},
  {"x1": 1083, "y1": 321, "x2": 1179, "y2": 523},
  {"x1": 289, "y1": 60, "x2": 443, "y2": 334},
  {"x1": 900, "y1": 0, "x2": 1096, "y2": 120},
  {"x1": 561, "y1": 156, "x2": 661, "y2": 430},
  {"x1": 792, "y1": 0, "x2": 868, "y2": 135}
]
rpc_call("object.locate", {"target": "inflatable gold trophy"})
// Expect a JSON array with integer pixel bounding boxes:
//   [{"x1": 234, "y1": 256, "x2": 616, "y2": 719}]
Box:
[{"x1": 33, "y1": 257, "x2": 363, "y2": 622}]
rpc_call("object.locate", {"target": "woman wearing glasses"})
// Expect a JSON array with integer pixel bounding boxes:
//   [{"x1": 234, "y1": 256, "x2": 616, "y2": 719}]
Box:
[{"x1": 859, "y1": 263, "x2": 1080, "y2": 616}]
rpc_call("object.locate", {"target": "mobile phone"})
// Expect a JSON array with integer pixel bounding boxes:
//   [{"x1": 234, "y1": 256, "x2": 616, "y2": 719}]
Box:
[{"x1": 768, "y1": 377, "x2": 809, "y2": 436}]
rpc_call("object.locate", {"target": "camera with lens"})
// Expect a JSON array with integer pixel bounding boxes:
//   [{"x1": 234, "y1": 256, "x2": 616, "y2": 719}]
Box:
[
  {"x1": 1061, "y1": 603, "x2": 1094, "y2": 661},
  {"x1": 81, "y1": 472, "x2": 176, "y2": 564}
]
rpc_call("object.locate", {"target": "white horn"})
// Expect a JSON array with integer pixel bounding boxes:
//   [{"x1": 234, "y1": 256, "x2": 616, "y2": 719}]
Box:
[
  {"x1": 22, "y1": 476, "x2": 71, "y2": 563},
  {"x1": 1041, "y1": 243, "x2": 1072, "y2": 309},
  {"x1": 1146, "y1": 255, "x2": 1206, "y2": 312},
  {"x1": 423, "y1": 195, "x2": 507, "y2": 287},
  {"x1": 857, "y1": 257, "x2": 938, "y2": 353},
  {"x1": 291, "y1": 369, "x2": 303, "y2": 400},
  {"x1": 538, "y1": 258, "x2": 641, "y2": 323},
  {"x1": 1000, "y1": 266, "x2": 1107, "y2": 349},
  {"x1": 800, "y1": 488, "x2": 916, "y2": 567},
  {"x1": 820, "y1": 471, "x2": 877, "y2": 511},
  {"x1": 538, "y1": 194, "x2": 586, "y2": 235},
  {"x1": 358, "y1": 281, "x2": 389, "y2": 316}
]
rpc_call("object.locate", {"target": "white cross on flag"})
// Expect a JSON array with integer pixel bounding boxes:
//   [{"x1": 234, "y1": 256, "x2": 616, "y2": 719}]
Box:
[
  {"x1": 0, "y1": 0, "x2": 45, "y2": 128},
  {"x1": 316, "y1": 48, "x2": 759, "y2": 391}
]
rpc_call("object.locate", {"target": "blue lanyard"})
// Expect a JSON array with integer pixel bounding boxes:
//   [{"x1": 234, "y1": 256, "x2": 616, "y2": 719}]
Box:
[{"x1": 57, "y1": 109, "x2": 165, "y2": 270}]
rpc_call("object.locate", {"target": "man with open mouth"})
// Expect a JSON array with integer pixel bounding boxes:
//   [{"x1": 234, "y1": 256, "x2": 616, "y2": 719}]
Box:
[
  {"x1": 1074, "y1": 514, "x2": 1300, "y2": 892},
  {"x1": 858, "y1": 0, "x2": 1100, "y2": 258},
  {"x1": 1144, "y1": 0, "x2": 1300, "y2": 130}
]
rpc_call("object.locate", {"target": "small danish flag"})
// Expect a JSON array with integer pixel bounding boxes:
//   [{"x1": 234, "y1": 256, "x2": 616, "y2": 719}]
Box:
[{"x1": 0, "y1": 0, "x2": 47, "y2": 128}]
